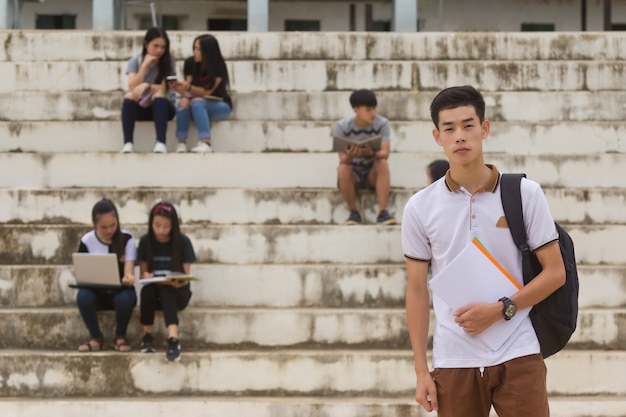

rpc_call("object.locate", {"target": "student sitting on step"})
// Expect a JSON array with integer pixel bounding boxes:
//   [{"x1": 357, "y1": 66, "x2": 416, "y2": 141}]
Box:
[
  {"x1": 335, "y1": 89, "x2": 396, "y2": 225},
  {"x1": 169, "y1": 34, "x2": 232, "y2": 153},
  {"x1": 120, "y1": 27, "x2": 177, "y2": 154},
  {"x1": 137, "y1": 201, "x2": 196, "y2": 361},
  {"x1": 76, "y1": 198, "x2": 137, "y2": 352}
]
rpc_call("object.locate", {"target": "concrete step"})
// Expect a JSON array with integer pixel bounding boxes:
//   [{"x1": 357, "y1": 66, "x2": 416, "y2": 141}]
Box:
[
  {"x1": 3, "y1": 264, "x2": 624, "y2": 310},
  {"x1": 1, "y1": 396, "x2": 625, "y2": 417},
  {"x1": 3, "y1": 91, "x2": 626, "y2": 122},
  {"x1": 4, "y1": 60, "x2": 626, "y2": 93},
  {"x1": 0, "y1": 223, "x2": 403, "y2": 265},
  {"x1": 0, "y1": 398, "x2": 429, "y2": 417},
  {"x1": 3, "y1": 120, "x2": 625, "y2": 155},
  {"x1": 0, "y1": 307, "x2": 409, "y2": 350},
  {"x1": 1, "y1": 152, "x2": 622, "y2": 189},
  {"x1": 0, "y1": 307, "x2": 622, "y2": 351},
  {"x1": 1, "y1": 264, "x2": 409, "y2": 308},
  {"x1": 2, "y1": 186, "x2": 626, "y2": 226},
  {"x1": 0, "y1": 349, "x2": 623, "y2": 397},
  {"x1": 0, "y1": 223, "x2": 623, "y2": 265},
  {"x1": 2, "y1": 31, "x2": 625, "y2": 62}
]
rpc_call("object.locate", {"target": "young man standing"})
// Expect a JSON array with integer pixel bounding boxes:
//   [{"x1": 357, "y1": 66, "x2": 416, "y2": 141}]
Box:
[
  {"x1": 401, "y1": 85, "x2": 565, "y2": 417},
  {"x1": 334, "y1": 89, "x2": 396, "y2": 225}
]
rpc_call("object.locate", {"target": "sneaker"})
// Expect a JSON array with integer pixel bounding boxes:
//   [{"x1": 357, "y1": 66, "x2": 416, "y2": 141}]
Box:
[
  {"x1": 153, "y1": 142, "x2": 167, "y2": 153},
  {"x1": 377, "y1": 210, "x2": 397, "y2": 225},
  {"x1": 166, "y1": 337, "x2": 181, "y2": 361},
  {"x1": 191, "y1": 141, "x2": 212, "y2": 153},
  {"x1": 140, "y1": 333, "x2": 155, "y2": 353},
  {"x1": 120, "y1": 142, "x2": 133, "y2": 153},
  {"x1": 175, "y1": 142, "x2": 187, "y2": 153},
  {"x1": 344, "y1": 210, "x2": 362, "y2": 225}
]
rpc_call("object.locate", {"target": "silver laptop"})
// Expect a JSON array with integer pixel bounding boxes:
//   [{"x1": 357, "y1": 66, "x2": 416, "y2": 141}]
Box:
[{"x1": 71, "y1": 253, "x2": 122, "y2": 288}]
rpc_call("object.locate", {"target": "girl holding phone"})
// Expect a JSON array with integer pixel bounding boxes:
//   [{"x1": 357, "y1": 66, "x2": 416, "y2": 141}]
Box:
[{"x1": 169, "y1": 34, "x2": 232, "y2": 153}]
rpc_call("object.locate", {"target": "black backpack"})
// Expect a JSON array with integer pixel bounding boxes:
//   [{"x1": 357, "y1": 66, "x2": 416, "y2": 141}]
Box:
[{"x1": 500, "y1": 173, "x2": 579, "y2": 359}]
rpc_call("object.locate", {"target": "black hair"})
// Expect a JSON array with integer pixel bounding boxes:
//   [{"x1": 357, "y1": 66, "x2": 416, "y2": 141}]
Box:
[
  {"x1": 349, "y1": 89, "x2": 377, "y2": 108},
  {"x1": 427, "y1": 159, "x2": 450, "y2": 183},
  {"x1": 430, "y1": 85, "x2": 485, "y2": 128},
  {"x1": 192, "y1": 34, "x2": 229, "y2": 91},
  {"x1": 146, "y1": 201, "x2": 183, "y2": 273},
  {"x1": 141, "y1": 27, "x2": 173, "y2": 84},
  {"x1": 91, "y1": 198, "x2": 124, "y2": 259}
]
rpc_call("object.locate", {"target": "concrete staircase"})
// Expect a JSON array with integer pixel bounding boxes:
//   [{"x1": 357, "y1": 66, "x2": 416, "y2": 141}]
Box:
[{"x1": 1, "y1": 30, "x2": 625, "y2": 417}]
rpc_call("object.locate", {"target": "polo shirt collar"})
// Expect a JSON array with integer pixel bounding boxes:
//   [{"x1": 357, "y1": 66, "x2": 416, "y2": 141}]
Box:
[{"x1": 444, "y1": 164, "x2": 500, "y2": 193}]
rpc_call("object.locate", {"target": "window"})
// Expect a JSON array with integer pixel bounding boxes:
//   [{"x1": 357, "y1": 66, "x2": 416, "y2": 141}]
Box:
[
  {"x1": 284, "y1": 19, "x2": 320, "y2": 31},
  {"x1": 372, "y1": 20, "x2": 391, "y2": 31},
  {"x1": 36, "y1": 14, "x2": 76, "y2": 29},
  {"x1": 138, "y1": 15, "x2": 179, "y2": 30},
  {"x1": 521, "y1": 23, "x2": 555, "y2": 31},
  {"x1": 208, "y1": 19, "x2": 247, "y2": 31}
]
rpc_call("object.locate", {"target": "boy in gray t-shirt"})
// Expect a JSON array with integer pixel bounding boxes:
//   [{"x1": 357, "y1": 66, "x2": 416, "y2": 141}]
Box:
[{"x1": 334, "y1": 89, "x2": 396, "y2": 225}]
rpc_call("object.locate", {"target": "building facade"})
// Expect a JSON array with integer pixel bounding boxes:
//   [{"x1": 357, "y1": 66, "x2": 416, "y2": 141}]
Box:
[{"x1": 3, "y1": 0, "x2": 626, "y2": 32}]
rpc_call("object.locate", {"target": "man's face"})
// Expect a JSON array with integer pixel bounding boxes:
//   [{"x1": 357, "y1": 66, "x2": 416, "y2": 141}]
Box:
[
  {"x1": 432, "y1": 105, "x2": 490, "y2": 166},
  {"x1": 353, "y1": 105, "x2": 377, "y2": 126}
]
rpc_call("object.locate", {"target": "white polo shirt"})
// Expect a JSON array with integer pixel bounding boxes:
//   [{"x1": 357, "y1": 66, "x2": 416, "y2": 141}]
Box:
[{"x1": 401, "y1": 165, "x2": 558, "y2": 368}]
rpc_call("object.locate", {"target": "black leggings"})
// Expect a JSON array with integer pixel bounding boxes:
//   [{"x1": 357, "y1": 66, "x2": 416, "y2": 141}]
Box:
[
  {"x1": 140, "y1": 284, "x2": 191, "y2": 327},
  {"x1": 121, "y1": 97, "x2": 176, "y2": 144}
]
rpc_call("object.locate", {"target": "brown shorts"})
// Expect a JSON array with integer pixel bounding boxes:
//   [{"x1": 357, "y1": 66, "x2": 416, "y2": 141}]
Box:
[{"x1": 431, "y1": 354, "x2": 549, "y2": 417}]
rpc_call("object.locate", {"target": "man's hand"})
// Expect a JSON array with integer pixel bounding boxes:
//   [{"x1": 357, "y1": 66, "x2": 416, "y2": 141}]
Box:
[
  {"x1": 454, "y1": 302, "x2": 501, "y2": 336},
  {"x1": 415, "y1": 371, "x2": 439, "y2": 412},
  {"x1": 344, "y1": 144, "x2": 361, "y2": 157}
]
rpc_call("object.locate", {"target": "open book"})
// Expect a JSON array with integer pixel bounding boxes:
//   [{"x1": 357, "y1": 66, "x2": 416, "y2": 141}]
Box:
[
  {"x1": 428, "y1": 237, "x2": 530, "y2": 351},
  {"x1": 332, "y1": 134, "x2": 382, "y2": 152},
  {"x1": 140, "y1": 274, "x2": 197, "y2": 286}
]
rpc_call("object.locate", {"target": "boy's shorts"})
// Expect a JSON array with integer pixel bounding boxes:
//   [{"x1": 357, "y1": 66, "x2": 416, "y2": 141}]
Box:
[
  {"x1": 337, "y1": 161, "x2": 375, "y2": 190},
  {"x1": 352, "y1": 162, "x2": 375, "y2": 190}
]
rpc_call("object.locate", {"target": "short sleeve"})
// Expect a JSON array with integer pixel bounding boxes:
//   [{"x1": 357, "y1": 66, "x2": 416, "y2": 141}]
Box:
[
  {"x1": 136, "y1": 235, "x2": 148, "y2": 262},
  {"x1": 183, "y1": 57, "x2": 194, "y2": 77},
  {"x1": 77, "y1": 240, "x2": 88, "y2": 253},
  {"x1": 181, "y1": 234, "x2": 197, "y2": 263},
  {"x1": 380, "y1": 118, "x2": 391, "y2": 142},
  {"x1": 522, "y1": 180, "x2": 559, "y2": 250},
  {"x1": 125, "y1": 55, "x2": 140, "y2": 74},
  {"x1": 124, "y1": 234, "x2": 137, "y2": 262},
  {"x1": 333, "y1": 120, "x2": 343, "y2": 138},
  {"x1": 401, "y1": 195, "x2": 432, "y2": 262},
  {"x1": 216, "y1": 60, "x2": 227, "y2": 78}
]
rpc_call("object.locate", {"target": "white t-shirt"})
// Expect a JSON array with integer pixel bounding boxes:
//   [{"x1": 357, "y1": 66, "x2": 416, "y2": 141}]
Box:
[{"x1": 401, "y1": 165, "x2": 558, "y2": 368}]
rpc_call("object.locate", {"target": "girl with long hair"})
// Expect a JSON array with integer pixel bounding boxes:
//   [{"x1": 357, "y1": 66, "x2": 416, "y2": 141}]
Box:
[
  {"x1": 169, "y1": 34, "x2": 232, "y2": 153},
  {"x1": 76, "y1": 198, "x2": 137, "y2": 352},
  {"x1": 137, "y1": 201, "x2": 196, "y2": 361},
  {"x1": 121, "y1": 27, "x2": 177, "y2": 153}
]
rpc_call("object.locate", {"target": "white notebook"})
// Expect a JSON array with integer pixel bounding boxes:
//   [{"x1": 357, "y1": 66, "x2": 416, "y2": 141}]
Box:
[{"x1": 429, "y1": 238, "x2": 530, "y2": 351}]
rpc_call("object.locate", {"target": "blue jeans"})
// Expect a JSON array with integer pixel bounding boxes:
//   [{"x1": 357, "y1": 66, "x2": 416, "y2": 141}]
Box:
[
  {"x1": 176, "y1": 99, "x2": 232, "y2": 141},
  {"x1": 76, "y1": 287, "x2": 137, "y2": 339}
]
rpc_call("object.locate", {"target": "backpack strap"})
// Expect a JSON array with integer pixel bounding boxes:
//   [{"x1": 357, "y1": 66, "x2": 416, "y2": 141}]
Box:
[{"x1": 500, "y1": 173, "x2": 535, "y2": 284}]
